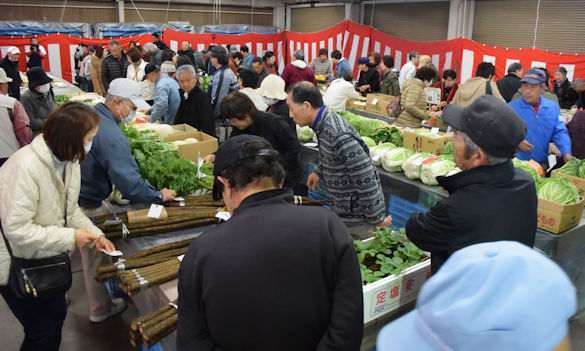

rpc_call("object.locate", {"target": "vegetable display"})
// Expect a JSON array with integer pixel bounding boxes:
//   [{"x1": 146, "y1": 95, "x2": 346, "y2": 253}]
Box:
[
  {"x1": 354, "y1": 228, "x2": 427, "y2": 285},
  {"x1": 296, "y1": 125, "x2": 315, "y2": 142},
  {"x1": 381, "y1": 147, "x2": 413, "y2": 172},
  {"x1": 538, "y1": 176, "x2": 580, "y2": 205},
  {"x1": 369, "y1": 142, "x2": 397, "y2": 166},
  {"x1": 559, "y1": 157, "x2": 585, "y2": 179},
  {"x1": 420, "y1": 156, "x2": 457, "y2": 186},
  {"x1": 403, "y1": 152, "x2": 433, "y2": 180},
  {"x1": 371, "y1": 127, "x2": 403, "y2": 147},
  {"x1": 121, "y1": 124, "x2": 214, "y2": 195},
  {"x1": 361, "y1": 136, "x2": 377, "y2": 148}
]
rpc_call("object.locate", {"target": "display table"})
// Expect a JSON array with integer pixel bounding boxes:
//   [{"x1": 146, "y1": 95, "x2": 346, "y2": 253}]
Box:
[{"x1": 300, "y1": 142, "x2": 585, "y2": 314}]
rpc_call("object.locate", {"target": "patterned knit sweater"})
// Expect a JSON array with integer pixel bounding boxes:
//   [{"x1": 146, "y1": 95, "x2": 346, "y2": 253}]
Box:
[{"x1": 312, "y1": 107, "x2": 386, "y2": 225}]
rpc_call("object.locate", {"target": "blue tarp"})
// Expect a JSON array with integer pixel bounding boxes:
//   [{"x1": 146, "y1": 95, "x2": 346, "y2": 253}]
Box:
[
  {"x1": 0, "y1": 21, "x2": 92, "y2": 37},
  {"x1": 0, "y1": 26, "x2": 83, "y2": 36}
]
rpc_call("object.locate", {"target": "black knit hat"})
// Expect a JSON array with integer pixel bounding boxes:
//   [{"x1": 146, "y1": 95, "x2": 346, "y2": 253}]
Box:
[{"x1": 27, "y1": 67, "x2": 52, "y2": 88}]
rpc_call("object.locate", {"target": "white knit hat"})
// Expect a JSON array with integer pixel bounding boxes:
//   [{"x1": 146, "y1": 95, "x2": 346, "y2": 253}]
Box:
[{"x1": 161, "y1": 61, "x2": 176, "y2": 74}]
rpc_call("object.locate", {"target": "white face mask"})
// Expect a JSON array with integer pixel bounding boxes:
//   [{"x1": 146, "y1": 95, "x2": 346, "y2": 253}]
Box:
[
  {"x1": 119, "y1": 100, "x2": 137, "y2": 123},
  {"x1": 263, "y1": 97, "x2": 277, "y2": 106},
  {"x1": 36, "y1": 83, "x2": 51, "y2": 94},
  {"x1": 84, "y1": 141, "x2": 93, "y2": 154}
]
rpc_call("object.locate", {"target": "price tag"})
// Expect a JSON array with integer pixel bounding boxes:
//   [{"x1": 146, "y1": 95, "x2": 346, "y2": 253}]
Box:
[
  {"x1": 101, "y1": 249, "x2": 123, "y2": 257},
  {"x1": 147, "y1": 204, "x2": 164, "y2": 219},
  {"x1": 303, "y1": 142, "x2": 318, "y2": 148},
  {"x1": 174, "y1": 197, "x2": 185, "y2": 202},
  {"x1": 372, "y1": 152, "x2": 382, "y2": 162},
  {"x1": 215, "y1": 211, "x2": 231, "y2": 221},
  {"x1": 547, "y1": 154, "x2": 557, "y2": 172},
  {"x1": 421, "y1": 156, "x2": 440, "y2": 165},
  {"x1": 431, "y1": 127, "x2": 440, "y2": 134},
  {"x1": 177, "y1": 254, "x2": 185, "y2": 262},
  {"x1": 446, "y1": 126, "x2": 452, "y2": 133},
  {"x1": 372, "y1": 98, "x2": 379, "y2": 105}
]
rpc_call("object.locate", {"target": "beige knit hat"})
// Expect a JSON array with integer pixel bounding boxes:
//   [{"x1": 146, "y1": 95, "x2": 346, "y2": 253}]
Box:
[
  {"x1": 257, "y1": 74, "x2": 287, "y2": 100},
  {"x1": 160, "y1": 61, "x2": 176, "y2": 74},
  {"x1": 418, "y1": 55, "x2": 432, "y2": 68},
  {"x1": 0, "y1": 68, "x2": 13, "y2": 84}
]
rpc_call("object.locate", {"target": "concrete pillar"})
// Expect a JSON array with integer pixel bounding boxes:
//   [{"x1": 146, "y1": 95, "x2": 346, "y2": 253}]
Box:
[
  {"x1": 447, "y1": 0, "x2": 475, "y2": 40},
  {"x1": 273, "y1": 3, "x2": 286, "y2": 31},
  {"x1": 117, "y1": 0, "x2": 125, "y2": 23}
]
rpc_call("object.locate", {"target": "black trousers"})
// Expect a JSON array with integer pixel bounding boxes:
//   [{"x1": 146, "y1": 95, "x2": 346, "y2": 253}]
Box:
[{"x1": 0, "y1": 285, "x2": 67, "y2": 351}]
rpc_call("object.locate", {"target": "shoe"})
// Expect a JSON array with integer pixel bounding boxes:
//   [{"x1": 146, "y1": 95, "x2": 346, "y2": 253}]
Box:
[{"x1": 89, "y1": 297, "x2": 126, "y2": 323}]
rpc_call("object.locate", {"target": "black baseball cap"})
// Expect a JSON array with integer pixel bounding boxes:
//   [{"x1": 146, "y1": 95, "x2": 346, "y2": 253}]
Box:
[
  {"x1": 212, "y1": 135, "x2": 279, "y2": 200},
  {"x1": 209, "y1": 46, "x2": 227, "y2": 59},
  {"x1": 442, "y1": 95, "x2": 527, "y2": 158},
  {"x1": 143, "y1": 63, "x2": 158, "y2": 81}
]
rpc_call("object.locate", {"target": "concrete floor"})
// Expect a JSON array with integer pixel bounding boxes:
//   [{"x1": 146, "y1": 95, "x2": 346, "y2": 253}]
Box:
[{"x1": 1, "y1": 250, "x2": 585, "y2": 351}]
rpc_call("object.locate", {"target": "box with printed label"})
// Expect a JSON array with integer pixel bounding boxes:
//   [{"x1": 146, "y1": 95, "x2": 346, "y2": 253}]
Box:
[
  {"x1": 164, "y1": 124, "x2": 218, "y2": 161},
  {"x1": 536, "y1": 196, "x2": 584, "y2": 234},
  {"x1": 402, "y1": 129, "x2": 452, "y2": 155},
  {"x1": 551, "y1": 169, "x2": 585, "y2": 197},
  {"x1": 347, "y1": 99, "x2": 366, "y2": 110},
  {"x1": 365, "y1": 93, "x2": 395, "y2": 115}
]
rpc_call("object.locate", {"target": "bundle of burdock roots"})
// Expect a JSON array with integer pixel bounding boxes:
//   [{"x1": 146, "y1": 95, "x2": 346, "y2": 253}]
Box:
[{"x1": 130, "y1": 300, "x2": 178, "y2": 348}]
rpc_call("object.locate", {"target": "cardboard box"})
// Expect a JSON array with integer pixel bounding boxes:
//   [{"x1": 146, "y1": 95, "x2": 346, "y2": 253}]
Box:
[
  {"x1": 551, "y1": 169, "x2": 585, "y2": 196},
  {"x1": 164, "y1": 124, "x2": 218, "y2": 161},
  {"x1": 537, "y1": 197, "x2": 585, "y2": 234},
  {"x1": 402, "y1": 129, "x2": 452, "y2": 155},
  {"x1": 366, "y1": 93, "x2": 395, "y2": 115},
  {"x1": 347, "y1": 99, "x2": 366, "y2": 110}
]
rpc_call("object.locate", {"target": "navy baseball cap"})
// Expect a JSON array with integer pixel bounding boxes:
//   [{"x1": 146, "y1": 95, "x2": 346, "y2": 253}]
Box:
[
  {"x1": 357, "y1": 57, "x2": 370, "y2": 65},
  {"x1": 521, "y1": 68, "x2": 547, "y2": 85}
]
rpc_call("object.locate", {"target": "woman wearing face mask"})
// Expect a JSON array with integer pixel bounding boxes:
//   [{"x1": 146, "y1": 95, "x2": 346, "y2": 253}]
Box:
[
  {"x1": 21, "y1": 67, "x2": 56, "y2": 136},
  {"x1": 256, "y1": 74, "x2": 291, "y2": 119},
  {"x1": 0, "y1": 102, "x2": 116, "y2": 351},
  {"x1": 395, "y1": 67, "x2": 438, "y2": 128}
]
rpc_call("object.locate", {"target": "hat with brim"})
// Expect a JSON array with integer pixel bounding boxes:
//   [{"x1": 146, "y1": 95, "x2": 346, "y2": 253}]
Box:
[
  {"x1": 0, "y1": 68, "x2": 13, "y2": 83},
  {"x1": 377, "y1": 311, "x2": 437, "y2": 351},
  {"x1": 520, "y1": 68, "x2": 546, "y2": 85},
  {"x1": 27, "y1": 67, "x2": 52, "y2": 88},
  {"x1": 108, "y1": 78, "x2": 151, "y2": 110},
  {"x1": 357, "y1": 57, "x2": 370, "y2": 65},
  {"x1": 257, "y1": 74, "x2": 287, "y2": 100},
  {"x1": 143, "y1": 63, "x2": 158, "y2": 81},
  {"x1": 7, "y1": 46, "x2": 20, "y2": 55}
]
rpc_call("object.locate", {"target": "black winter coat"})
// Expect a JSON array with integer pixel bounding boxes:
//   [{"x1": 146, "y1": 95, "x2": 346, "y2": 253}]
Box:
[
  {"x1": 101, "y1": 54, "x2": 130, "y2": 91},
  {"x1": 231, "y1": 112, "x2": 302, "y2": 188},
  {"x1": 553, "y1": 79, "x2": 578, "y2": 109},
  {"x1": 356, "y1": 64, "x2": 380, "y2": 95},
  {"x1": 177, "y1": 189, "x2": 364, "y2": 351},
  {"x1": 496, "y1": 74, "x2": 522, "y2": 103},
  {"x1": 406, "y1": 161, "x2": 537, "y2": 274},
  {"x1": 268, "y1": 99, "x2": 290, "y2": 119},
  {"x1": 174, "y1": 87, "x2": 216, "y2": 137},
  {"x1": 0, "y1": 56, "x2": 23, "y2": 100}
]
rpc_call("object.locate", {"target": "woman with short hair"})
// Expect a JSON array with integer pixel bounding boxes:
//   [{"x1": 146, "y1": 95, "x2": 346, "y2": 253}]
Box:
[
  {"x1": 395, "y1": 67, "x2": 437, "y2": 128},
  {"x1": 0, "y1": 102, "x2": 116, "y2": 351},
  {"x1": 127, "y1": 47, "x2": 154, "y2": 105}
]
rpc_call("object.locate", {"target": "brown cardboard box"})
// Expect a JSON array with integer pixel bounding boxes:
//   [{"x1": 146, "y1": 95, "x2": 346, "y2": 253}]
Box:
[
  {"x1": 366, "y1": 93, "x2": 395, "y2": 115},
  {"x1": 164, "y1": 124, "x2": 218, "y2": 161},
  {"x1": 551, "y1": 169, "x2": 585, "y2": 197},
  {"x1": 347, "y1": 99, "x2": 367, "y2": 110},
  {"x1": 402, "y1": 129, "x2": 452, "y2": 155},
  {"x1": 537, "y1": 197, "x2": 585, "y2": 234}
]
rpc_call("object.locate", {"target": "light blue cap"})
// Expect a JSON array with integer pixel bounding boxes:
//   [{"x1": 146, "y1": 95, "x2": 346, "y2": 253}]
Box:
[{"x1": 377, "y1": 241, "x2": 576, "y2": 351}]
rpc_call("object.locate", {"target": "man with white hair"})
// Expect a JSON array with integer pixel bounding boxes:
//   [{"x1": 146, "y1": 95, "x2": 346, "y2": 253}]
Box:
[
  {"x1": 0, "y1": 47, "x2": 23, "y2": 100},
  {"x1": 281, "y1": 50, "x2": 317, "y2": 91},
  {"x1": 174, "y1": 65, "x2": 215, "y2": 136},
  {"x1": 177, "y1": 41, "x2": 205, "y2": 71},
  {"x1": 142, "y1": 42, "x2": 162, "y2": 66},
  {"x1": 398, "y1": 51, "x2": 419, "y2": 90}
]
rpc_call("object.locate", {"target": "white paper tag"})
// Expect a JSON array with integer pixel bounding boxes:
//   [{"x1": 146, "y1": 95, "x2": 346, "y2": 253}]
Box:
[
  {"x1": 446, "y1": 126, "x2": 452, "y2": 133},
  {"x1": 177, "y1": 254, "x2": 185, "y2": 262},
  {"x1": 215, "y1": 211, "x2": 231, "y2": 221},
  {"x1": 431, "y1": 127, "x2": 440, "y2": 134},
  {"x1": 174, "y1": 197, "x2": 185, "y2": 202},
  {"x1": 372, "y1": 98, "x2": 379, "y2": 105},
  {"x1": 372, "y1": 151, "x2": 383, "y2": 162},
  {"x1": 147, "y1": 204, "x2": 164, "y2": 219},
  {"x1": 547, "y1": 154, "x2": 557, "y2": 171},
  {"x1": 414, "y1": 157, "x2": 424, "y2": 166},
  {"x1": 303, "y1": 142, "x2": 318, "y2": 148},
  {"x1": 101, "y1": 249, "x2": 123, "y2": 257}
]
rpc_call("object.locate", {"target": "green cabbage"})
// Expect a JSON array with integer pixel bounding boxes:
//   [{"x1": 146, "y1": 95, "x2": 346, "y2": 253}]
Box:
[
  {"x1": 538, "y1": 176, "x2": 580, "y2": 204},
  {"x1": 420, "y1": 156, "x2": 456, "y2": 185},
  {"x1": 559, "y1": 157, "x2": 581, "y2": 177},
  {"x1": 370, "y1": 142, "x2": 397, "y2": 166},
  {"x1": 442, "y1": 141, "x2": 454, "y2": 155},
  {"x1": 359, "y1": 118, "x2": 391, "y2": 137},
  {"x1": 361, "y1": 136, "x2": 377, "y2": 148},
  {"x1": 403, "y1": 152, "x2": 433, "y2": 179},
  {"x1": 381, "y1": 147, "x2": 413, "y2": 172},
  {"x1": 578, "y1": 161, "x2": 585, "y2": 179},
  {"x1": 512, "y1": 158, "x2": 543, "y2": 191},
  {"x1": 296, "y1": 125, "x2": 315, "y2": 142},
  {"x1": 371, "y1": 127, "x2": 403, "y2": 147}
]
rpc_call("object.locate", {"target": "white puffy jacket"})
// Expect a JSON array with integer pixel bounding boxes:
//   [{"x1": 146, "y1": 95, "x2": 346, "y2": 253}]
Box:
[{"x1": 0, "y1": 135, "x2": 104, "y2": 285}]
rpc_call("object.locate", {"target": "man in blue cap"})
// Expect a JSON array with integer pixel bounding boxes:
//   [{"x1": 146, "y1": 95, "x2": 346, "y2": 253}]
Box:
[
  {"x1": 509, "y1": 68, "x2": 572, "y2": 165},
  {"x1": 355, "y1": 57, "x2": 380, "y2": 95},
  {"x1": 377, "y1": 241, "x2": 576, "y2": 351}
]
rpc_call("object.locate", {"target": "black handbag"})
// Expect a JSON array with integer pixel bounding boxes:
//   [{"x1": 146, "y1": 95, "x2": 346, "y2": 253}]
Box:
[{"x1": 0, "y1": 198, "x2": 72, "y2": 300}]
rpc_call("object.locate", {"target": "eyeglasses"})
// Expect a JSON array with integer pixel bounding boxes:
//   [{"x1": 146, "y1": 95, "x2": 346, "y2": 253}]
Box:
[{"x1": 122, "y1": 99, "x2": 136, "y2": 111}]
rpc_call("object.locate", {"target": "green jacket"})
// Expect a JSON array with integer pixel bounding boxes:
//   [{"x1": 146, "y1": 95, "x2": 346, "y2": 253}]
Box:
[
  {"x1": 381, "y1": 69, "x2": 400, "y2": 96},
  {"x1": 511, "y1": 87, "x2": 559, "y2": 106},
  {"x1": 395, "y1": 78, "x2": 427, "y2": 128}
]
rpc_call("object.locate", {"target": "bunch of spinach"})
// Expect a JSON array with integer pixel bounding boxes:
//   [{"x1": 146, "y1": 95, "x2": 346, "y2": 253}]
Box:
[
  {"x1": 370, "y1": 127, "x2": 403, "y2": 147},
  {"x1": 354, "y1": 228, "x2": 427, "y2": 285}
]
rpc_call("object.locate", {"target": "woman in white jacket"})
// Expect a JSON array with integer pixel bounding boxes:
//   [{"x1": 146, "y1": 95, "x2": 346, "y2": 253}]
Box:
[
  {"x1": 0, "y1": 102, "x2": 116, "y2": 351},
  {"x1": 127, "y1": 47, "x2": 155, "y2": 105}
]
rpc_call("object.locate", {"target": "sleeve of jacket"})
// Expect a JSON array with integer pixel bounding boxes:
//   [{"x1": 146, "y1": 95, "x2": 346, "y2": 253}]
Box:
[
  {"x1": 326, "y1": 63, "x2": 333, "y2": 78},
  {"x1": 177, "y1": 245, "x2": 221, "y2": 351},
  {"x1": 345, "y1": 84, "x2": 360, "y2": 100},
  {"x1": 101, "y1": 58, "x2": 109, "y2": 91},
  {"x1": 309, "y1": 59, "x2": 317, "y2": 71},
  {"x1": 272, "y1": 117, "x2": 301, "y2": 170},
  {"x1": 96, "y1": 132, "x2": 162, "y2": 203},
  {"x1": 552, "y1": 108, "x2": 573, "y2": 156},
  {"x1": 20, "y1": 94, "x2": 43, "y2": 131},
  {"x1": 316, "y1": 215, "x2": 363, "y2": 350},
  {"x1": 199, "y1": 92, "x2": 217, "y2": 137},
  {"x1": 281, "y1": 66, "x2": 290, "y2": 87},
  {"x1": 309, "y1": 68, "x2": 318, "y2": 85},
  {"x1": 406, "y1": 200, "x2": 456, "y2": 252},
  {"x1": 0, "y1": 163, "x2": 76, "y2": 257},
  {"x1": 12, "y1": 101, "x2": 33, "y2": 146},
  {"x1": 149, "y1": 84, "x2": 169, "y2": 123},
  {"x1": 370, "y1": 70, "x2": 380, "y2": 92},
  {"x1": 391, "y1": 74, "x2": 400, "y2": 96},
  {"x1": 404, "y1": 86, "x2": 427, "y2": 120},
  {"x1": 491, "y1": 82, "x2": 505, "y2": 102}
]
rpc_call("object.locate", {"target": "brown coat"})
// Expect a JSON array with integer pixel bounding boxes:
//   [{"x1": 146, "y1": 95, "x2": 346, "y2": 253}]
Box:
[
  {"x1": 451, "y1": 77, "x2": 504, "y2": 107},
  {"x1": 90, "y1": 55, "x2": 106, "y2": 96},
  {"x1": 395, "y1": 78, "x2": 427, "y2": 128}
]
